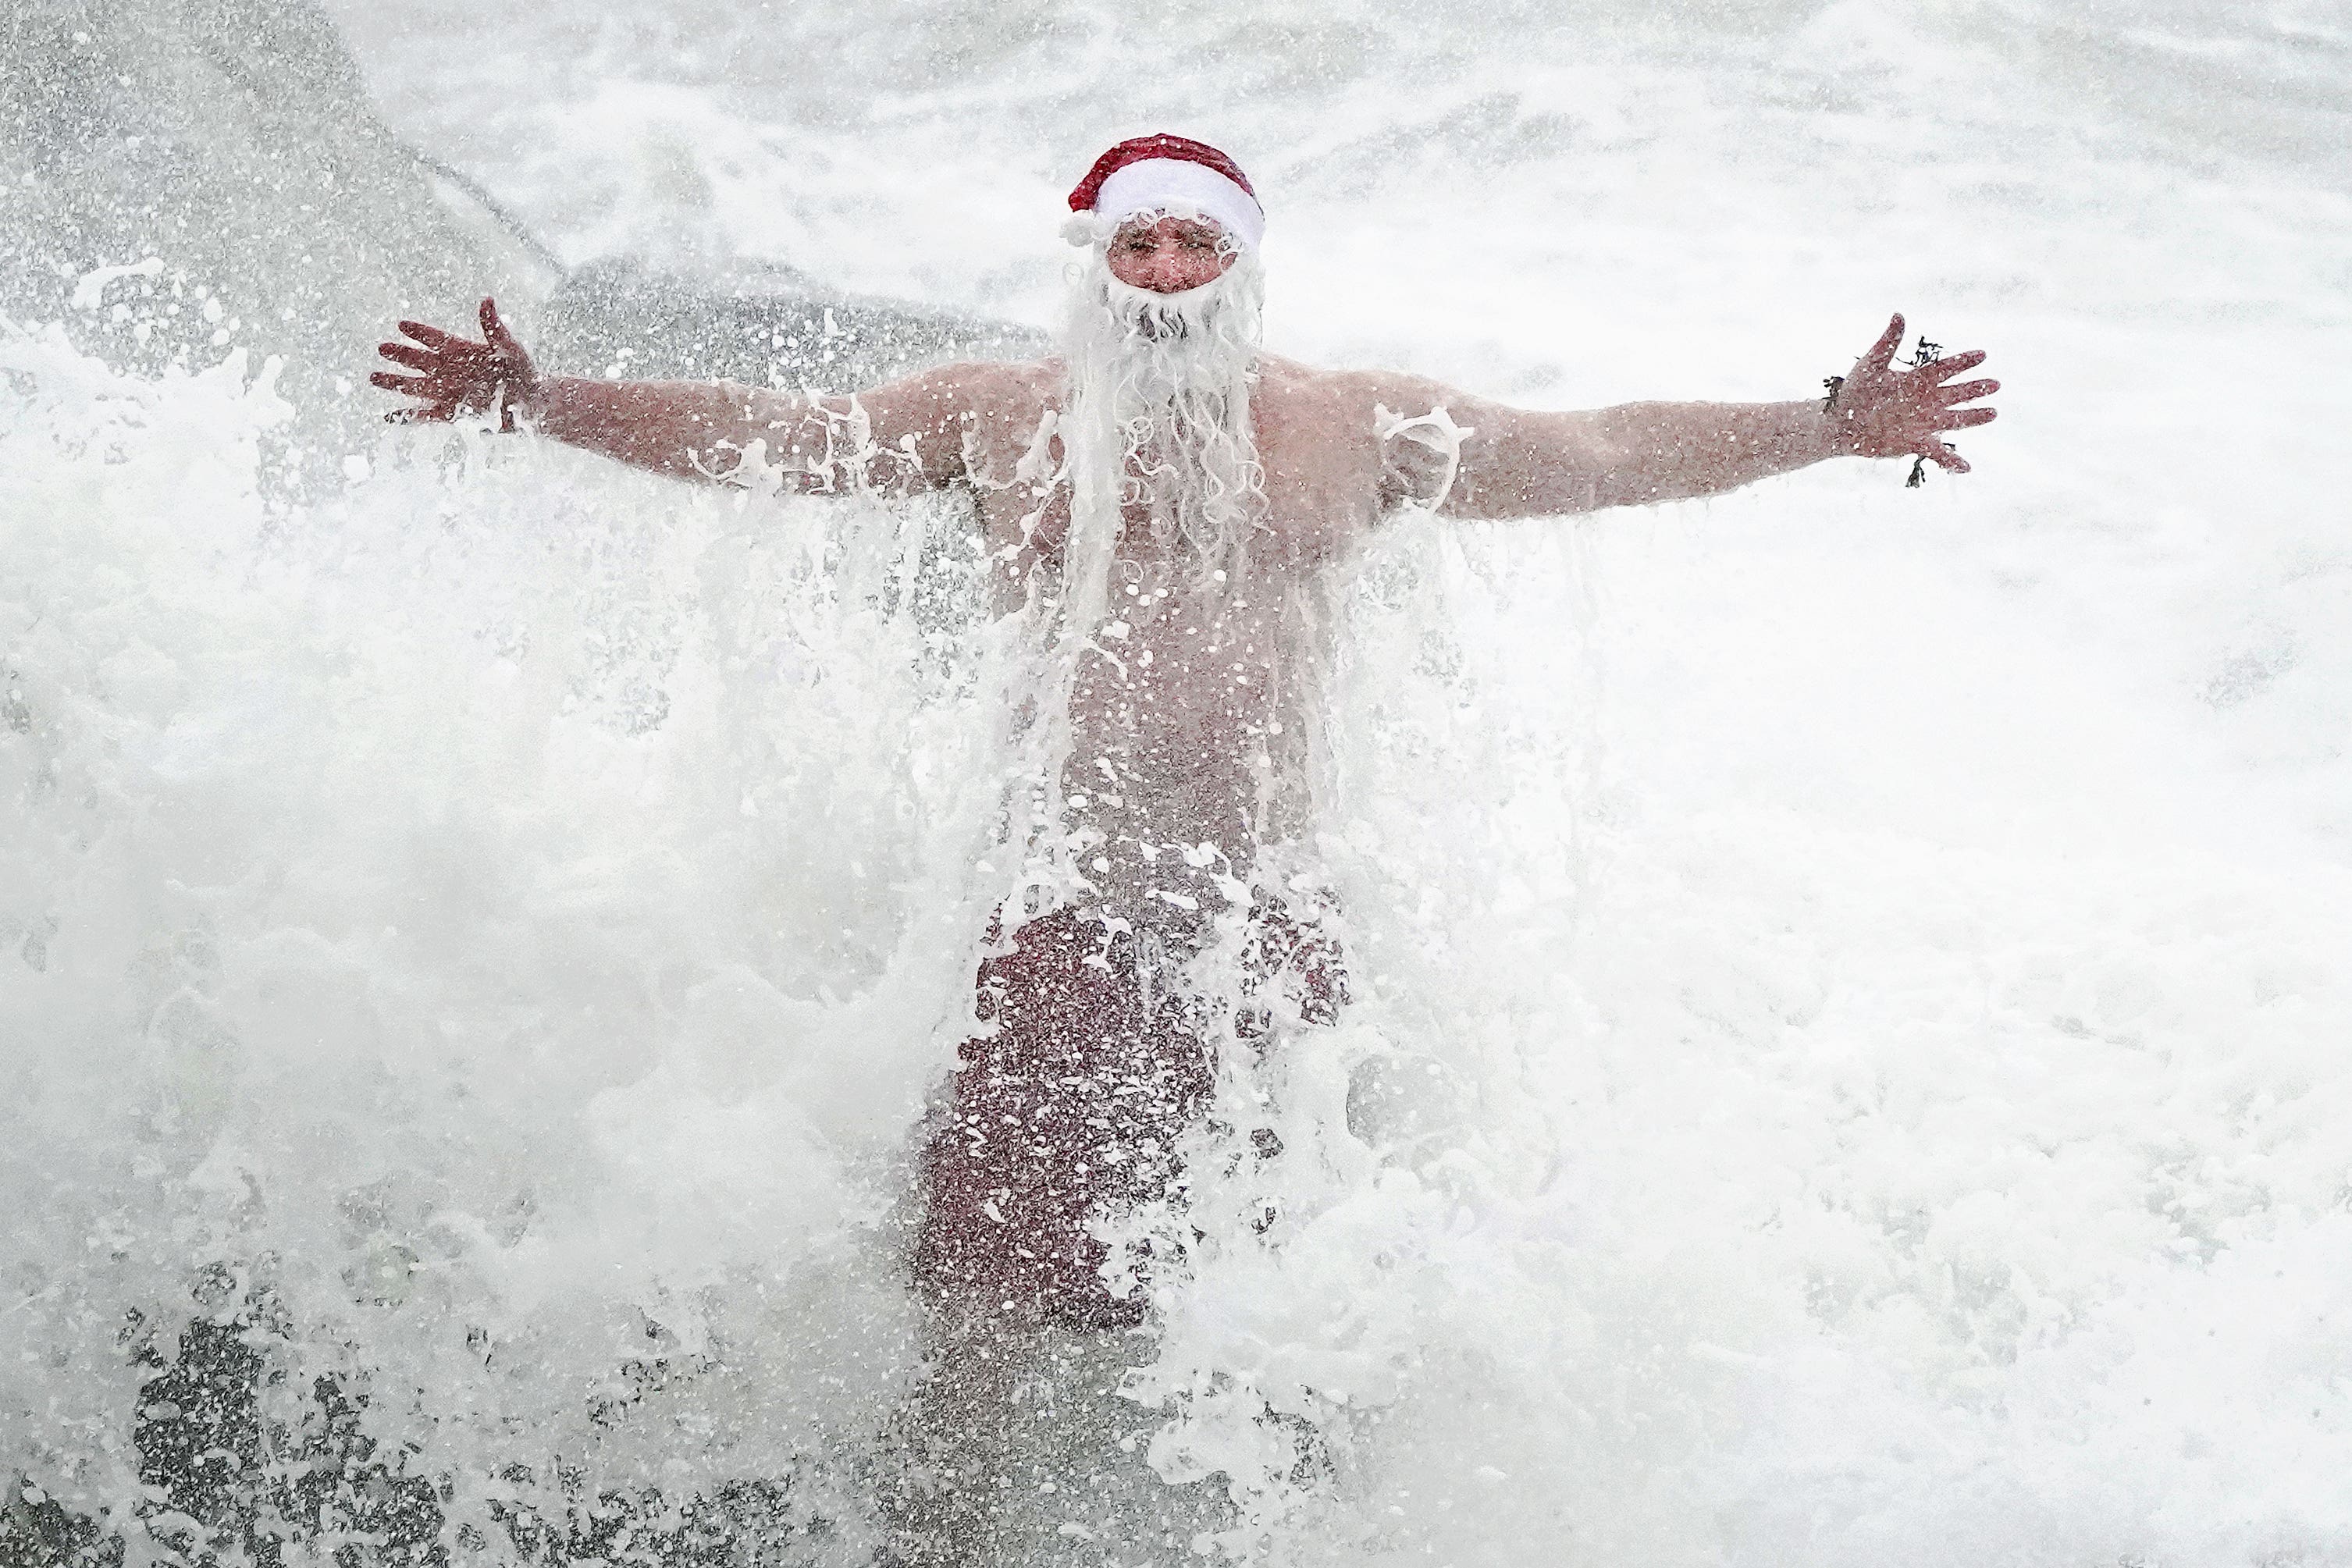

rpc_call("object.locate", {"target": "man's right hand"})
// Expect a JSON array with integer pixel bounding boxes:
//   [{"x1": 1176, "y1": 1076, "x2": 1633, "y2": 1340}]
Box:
[{"x1": 372, "y1": 297, "x2": 539, "y2": 430}]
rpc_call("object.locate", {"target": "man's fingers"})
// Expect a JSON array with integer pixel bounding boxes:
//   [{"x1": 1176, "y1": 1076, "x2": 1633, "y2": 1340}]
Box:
[
  {"x1": 397, "y1": 319, "x2": 461, "y2": 350},
  {"x1": 1926, "y1": 442, "x2": 1970, "y2": 473},
  {"x1": 385, "y1": 403, "x2": 458, "y2": 425},
  {"x1": 1937, "y1": 378, "x2": 1999, "y2": 404},
  {"x1": 368, "y1": 370, "x2": 439, "y2": 396},
  {"x1": 1940, "y1": 406, "x2": 1998, "y2": 430},
  {"x1": 1859, "y1": 313, "x2": 1905, "y2": 376},
  {"x1": 376, "y1": 341, "x2": 439, "y2": 372},
  {"x1": 480, "y1": 297, "x2": 524, "y2": 357},
  {"x1": 1923, "y1": 348, "x2": 1987, "y2": 382}
]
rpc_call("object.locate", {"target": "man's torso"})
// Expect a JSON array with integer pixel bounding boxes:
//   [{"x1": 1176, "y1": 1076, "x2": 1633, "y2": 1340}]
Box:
[{"x1": 942, "y1": 355, "x2": 1427, "y2": 908}]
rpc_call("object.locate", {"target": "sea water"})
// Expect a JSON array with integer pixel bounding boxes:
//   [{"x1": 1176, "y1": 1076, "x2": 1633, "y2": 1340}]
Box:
[{"x1": 6, "y1": 0, "x2": 2351, "y2": 1562}]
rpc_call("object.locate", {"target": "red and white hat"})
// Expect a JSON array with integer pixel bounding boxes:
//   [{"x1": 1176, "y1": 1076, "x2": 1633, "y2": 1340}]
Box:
[{"x1": 1066, "y1": 133, "x2": 1265, "y2": 251}]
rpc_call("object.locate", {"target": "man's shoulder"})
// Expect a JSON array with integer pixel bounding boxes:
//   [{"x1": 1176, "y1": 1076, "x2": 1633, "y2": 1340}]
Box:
[
  {"x1": 858, "y1": 357, "x2": 1059, "y2": 439},
  {"x1": 1257, "y1": 357, "x2": 1472, "y2": 453},
  {"x1": 1257, "y1": 355, "x2": 1445, "y2": 413},
  {"x1": 964, "y1": 357, "x2": 1061, "y2": 428}
]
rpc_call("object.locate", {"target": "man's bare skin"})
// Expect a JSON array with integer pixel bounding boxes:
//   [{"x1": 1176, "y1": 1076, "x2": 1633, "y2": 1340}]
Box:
[{"x1": 375, "y1": 221, "x2": 1997, "y2": 901}]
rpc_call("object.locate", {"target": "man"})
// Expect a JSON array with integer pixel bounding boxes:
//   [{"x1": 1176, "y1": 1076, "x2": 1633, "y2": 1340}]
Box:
[{"x1": 374, "y1": 133, "x2": 1997, "y2": 1342}]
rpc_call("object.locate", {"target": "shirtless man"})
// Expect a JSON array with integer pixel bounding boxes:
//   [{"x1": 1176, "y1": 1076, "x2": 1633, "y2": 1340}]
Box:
[{"x1": 374, "y1": 133, "x2": 1998, "y2": 1344}]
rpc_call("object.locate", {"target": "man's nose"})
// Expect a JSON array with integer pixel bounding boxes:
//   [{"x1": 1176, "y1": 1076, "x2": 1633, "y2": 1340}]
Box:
[{"x1": 1140, "y1": 247, "x2": 1188, "y2": 292}]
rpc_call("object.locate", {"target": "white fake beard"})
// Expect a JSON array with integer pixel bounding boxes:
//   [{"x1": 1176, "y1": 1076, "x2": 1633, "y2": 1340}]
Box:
[{"x1": 1052, "y1": 246, "x2": 1268, "y2": 637}]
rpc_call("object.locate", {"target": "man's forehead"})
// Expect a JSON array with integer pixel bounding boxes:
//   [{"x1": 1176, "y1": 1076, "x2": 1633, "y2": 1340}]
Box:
[{"x1": 1114, "y1": 213, "x2": 1227, "y2": 241}]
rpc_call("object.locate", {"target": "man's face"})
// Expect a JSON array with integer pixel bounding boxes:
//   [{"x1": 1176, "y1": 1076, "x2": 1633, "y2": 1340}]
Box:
[{"x1": 1105, "y1": 215, "x2": 1236, "y2": 294}]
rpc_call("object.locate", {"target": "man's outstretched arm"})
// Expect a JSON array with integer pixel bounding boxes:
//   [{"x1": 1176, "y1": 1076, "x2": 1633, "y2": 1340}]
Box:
[
  {"x1": 372, "y1": 298, "x2": 987, "y2": 492},
  {"x1": 1401, "y1": 315, "x2": 1998, "y2": 519}
]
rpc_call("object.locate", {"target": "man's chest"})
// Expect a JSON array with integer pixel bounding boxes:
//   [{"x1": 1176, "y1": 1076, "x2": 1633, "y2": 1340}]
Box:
[{"x1": 966, "y1": 389, "x2": 1382, "y2": 567}]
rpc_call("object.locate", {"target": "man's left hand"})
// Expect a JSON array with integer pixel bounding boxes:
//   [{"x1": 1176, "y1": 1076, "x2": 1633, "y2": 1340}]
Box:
[{"x1": 1827, "y1": 313, "x2": 1999, "y2": 474}]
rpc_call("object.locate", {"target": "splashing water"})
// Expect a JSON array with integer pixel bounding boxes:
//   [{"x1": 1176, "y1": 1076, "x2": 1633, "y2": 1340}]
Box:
[
  {"x1": 0, "y1": 316, "x2": 1019, "y2": 1557},
  {"x1": 9, "y1": 0, "x2": 2352, "y2": 1563}
]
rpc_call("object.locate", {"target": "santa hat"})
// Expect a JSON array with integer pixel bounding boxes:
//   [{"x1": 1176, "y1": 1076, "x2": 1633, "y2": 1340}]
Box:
[{"x1": 1065, "y1": 133, "x2": 1265, "y2": 251}]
